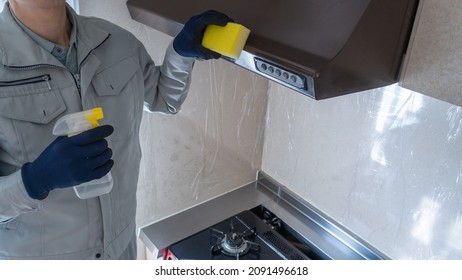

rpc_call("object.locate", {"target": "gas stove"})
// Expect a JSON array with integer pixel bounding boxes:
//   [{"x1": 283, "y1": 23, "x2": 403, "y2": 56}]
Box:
[
  {"x1": 165, "y1": 208, "x2": 312, "y2": 260},
  {"x1": 140, "y1": 172, "x2": 387, "y2": 260}
]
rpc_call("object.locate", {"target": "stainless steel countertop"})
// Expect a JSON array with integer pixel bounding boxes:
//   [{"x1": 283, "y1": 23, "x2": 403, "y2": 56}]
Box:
[
  {"x1": 139, "y1": 180, "x2": 277, "y2": 256},
  {"x1": 139, "y1": 172, "x2": 387, "y2": 259}
]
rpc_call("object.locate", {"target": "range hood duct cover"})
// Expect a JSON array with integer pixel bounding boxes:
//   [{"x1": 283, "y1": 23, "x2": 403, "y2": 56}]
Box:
[{"x1": 127, "y1": 0, "x2": 419, "y2": 100}]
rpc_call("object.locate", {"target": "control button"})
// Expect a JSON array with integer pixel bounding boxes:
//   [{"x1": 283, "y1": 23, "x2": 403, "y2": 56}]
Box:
[{"x1": 254, "y1": 58, "x2": 307, "y2": 90}]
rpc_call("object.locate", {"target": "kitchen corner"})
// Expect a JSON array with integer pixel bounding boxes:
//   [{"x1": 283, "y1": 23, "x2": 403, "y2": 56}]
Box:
[
  {"x1": 140, "y1": 171, "x2": 387, "y2": 260},
  {"x1": 79, "y1": 0, "x2": 462, "y2": 260}
]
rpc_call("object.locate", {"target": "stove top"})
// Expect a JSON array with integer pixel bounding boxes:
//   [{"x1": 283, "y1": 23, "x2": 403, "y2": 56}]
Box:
[
  {"x1": 166, "y1": 209, "x2": 311, "y2": 260},
  {"x1": 141, "y1": 172, "x2": 386, "y2": 260}
]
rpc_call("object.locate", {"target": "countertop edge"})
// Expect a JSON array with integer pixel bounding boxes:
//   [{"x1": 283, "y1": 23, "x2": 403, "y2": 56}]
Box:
[{"x1": 139, "y1": 181, "x2": 276, "y2": 256}]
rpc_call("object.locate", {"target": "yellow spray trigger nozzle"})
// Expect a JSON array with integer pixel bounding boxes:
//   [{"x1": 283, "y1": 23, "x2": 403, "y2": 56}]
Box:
[
  {"x1": 84, "y1": 107, "x2": 104, "y2": 128},
  {"x1": 53, "y1": 107, "x2": 107, "y2": 137}
]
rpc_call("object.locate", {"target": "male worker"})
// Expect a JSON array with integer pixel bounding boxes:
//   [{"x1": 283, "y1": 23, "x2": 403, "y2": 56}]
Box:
[{"x1": 0, "y1": 0, "x2": 232, "y2": 259}]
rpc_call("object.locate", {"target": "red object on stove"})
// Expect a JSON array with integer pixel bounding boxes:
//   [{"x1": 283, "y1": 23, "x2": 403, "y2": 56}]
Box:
[{"x1": 161, "y1": 248, "x2": 177, "y2": 260}]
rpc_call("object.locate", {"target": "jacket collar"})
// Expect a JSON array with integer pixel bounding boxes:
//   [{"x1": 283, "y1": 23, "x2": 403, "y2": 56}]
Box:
[
  {"x1": 0, "y1": 3, "x2": 109, "y2": 69},
  {"x1": 68, "y1": 4, "x2": 110, "y2": 67}
]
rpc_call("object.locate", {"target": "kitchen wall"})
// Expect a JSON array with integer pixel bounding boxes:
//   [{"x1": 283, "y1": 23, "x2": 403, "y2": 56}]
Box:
[
  {"x1": 78, "y1": 0, "x2": 269, "y2": 258},
  {"x1": 262, "y1": 82, "x2": 462, "y2": 259}
]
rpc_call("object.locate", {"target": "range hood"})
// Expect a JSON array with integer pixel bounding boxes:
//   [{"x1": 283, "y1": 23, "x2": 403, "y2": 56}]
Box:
[{"x1": 126, "y1": 0, "x2": 419, "y2": 100}]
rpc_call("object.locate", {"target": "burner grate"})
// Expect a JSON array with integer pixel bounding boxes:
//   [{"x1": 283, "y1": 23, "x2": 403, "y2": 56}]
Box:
[{"x1": 209, "y1": 221, "x2": 261, "y2": 260}]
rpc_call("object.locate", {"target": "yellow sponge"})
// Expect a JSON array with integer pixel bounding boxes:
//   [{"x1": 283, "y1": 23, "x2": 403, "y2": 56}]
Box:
[{"x1": 202, "y1": 22, "x2": 250, "y2": 59}]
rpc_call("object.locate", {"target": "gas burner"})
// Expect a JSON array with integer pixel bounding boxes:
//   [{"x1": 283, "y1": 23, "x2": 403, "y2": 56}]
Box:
[
  {"x1": 209, "y1": 219, "x2": 261, "y2": 259},
  {"x1": 167, "y1": 210, "x2": 312, "y2": 260}
]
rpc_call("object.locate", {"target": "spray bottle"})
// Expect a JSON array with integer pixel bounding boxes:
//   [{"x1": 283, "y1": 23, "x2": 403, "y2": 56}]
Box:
[{"x1": 52, "y1": 108, "x2": 113, "y2": 199}]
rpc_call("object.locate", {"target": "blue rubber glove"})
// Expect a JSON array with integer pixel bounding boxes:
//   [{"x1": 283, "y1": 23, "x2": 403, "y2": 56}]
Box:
[
  {"x1": 21, "y1": 125, "x2": 114, "y2": 200},
  {"x1": 173, "y1": 10, "x2": 234, "y2": 59}
]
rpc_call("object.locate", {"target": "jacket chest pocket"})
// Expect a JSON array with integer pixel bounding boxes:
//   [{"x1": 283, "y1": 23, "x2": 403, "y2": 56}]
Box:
[
  {"x1": 0, "y1": 75, "x2": 66, "y2": 162},
  {"x1": 0, "y1": 215, "x2": 22, "y2": 231},
  {"x1": 91, "y1": 56, "x2": 142, "y2": 141}
]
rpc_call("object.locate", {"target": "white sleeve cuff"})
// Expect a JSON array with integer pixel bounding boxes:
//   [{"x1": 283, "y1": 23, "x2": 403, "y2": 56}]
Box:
[{"x1": 0, "y1": 170, "x2": 41, "y2": 223}]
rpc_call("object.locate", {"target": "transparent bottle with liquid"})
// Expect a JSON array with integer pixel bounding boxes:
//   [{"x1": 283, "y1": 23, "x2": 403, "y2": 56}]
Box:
[{"x1": 52, "y1": 108, "x2": 113, "y2": 199}]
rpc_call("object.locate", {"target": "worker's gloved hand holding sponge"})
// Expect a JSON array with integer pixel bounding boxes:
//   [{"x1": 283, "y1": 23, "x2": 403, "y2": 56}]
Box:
[
  {"x1": 173, "y1": 10, "x2": 234, "y2": 59},
  {"x1": 21, "y1": 109, "x2": 114, "y2": 200}
]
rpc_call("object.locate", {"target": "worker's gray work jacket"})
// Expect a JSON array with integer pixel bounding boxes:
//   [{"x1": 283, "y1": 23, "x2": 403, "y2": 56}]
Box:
[{"x1": 0, "y1": 5, "x2": 194, "y2": 259}]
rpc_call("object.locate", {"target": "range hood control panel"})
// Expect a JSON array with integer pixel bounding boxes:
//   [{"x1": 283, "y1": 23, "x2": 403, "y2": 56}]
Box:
[{"x1": 254, "y1": 58, "x2": 307, "y2": 91}]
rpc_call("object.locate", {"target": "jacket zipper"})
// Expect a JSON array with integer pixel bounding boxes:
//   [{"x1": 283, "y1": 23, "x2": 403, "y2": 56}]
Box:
[
  {"x1": 4, "y1": 64, "x2": 80, "y2": 93},
  {"x1": 0, "y1": 74, "x2": 51, "y2": 90}
]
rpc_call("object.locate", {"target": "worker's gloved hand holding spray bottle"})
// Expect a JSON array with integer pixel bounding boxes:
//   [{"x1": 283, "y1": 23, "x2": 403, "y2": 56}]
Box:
[{"x1": 22, "y1": 108, "x2": 114, "y2": 200}]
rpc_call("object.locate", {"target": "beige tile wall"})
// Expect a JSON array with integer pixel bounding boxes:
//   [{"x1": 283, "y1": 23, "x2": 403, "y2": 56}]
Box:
[{"x1": 262, "y1": 81, "x2": 462, "y2": 259}]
